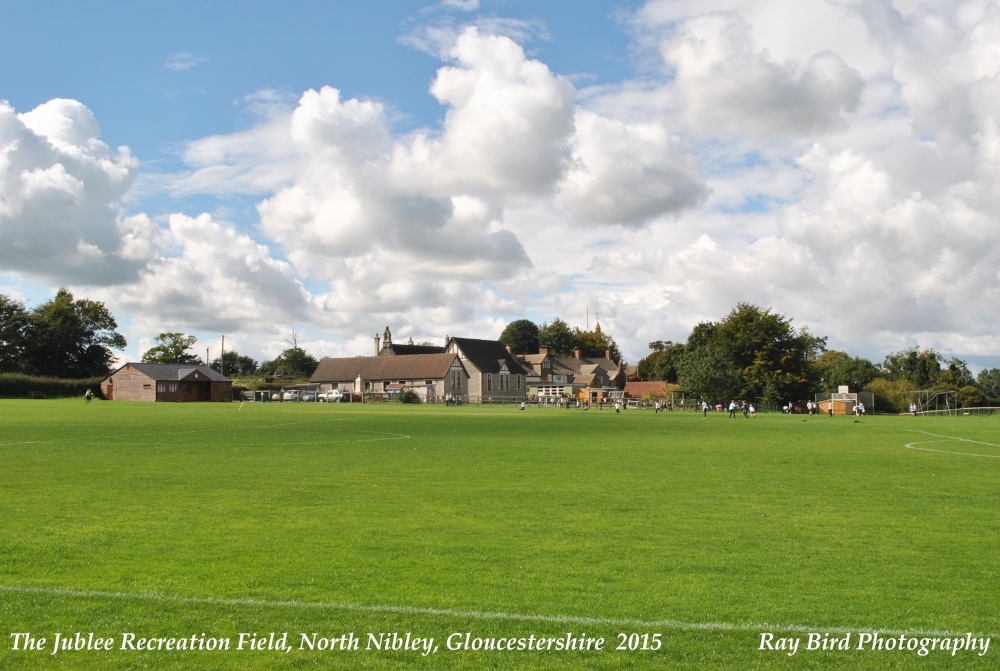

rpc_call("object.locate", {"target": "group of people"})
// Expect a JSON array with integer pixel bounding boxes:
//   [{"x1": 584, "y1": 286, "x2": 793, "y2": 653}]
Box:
[{"x1": 723, "y1": 400, "x2": 756, "y2": 418}]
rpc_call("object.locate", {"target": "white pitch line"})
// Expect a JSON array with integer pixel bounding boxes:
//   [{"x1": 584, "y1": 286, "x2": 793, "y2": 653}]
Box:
[
  {"x1": 0, "y1": 585, "x2": 990, "y2": 639},
  {"x1": 905, "y1": 430, "x2": 1000, "y2": 459}
]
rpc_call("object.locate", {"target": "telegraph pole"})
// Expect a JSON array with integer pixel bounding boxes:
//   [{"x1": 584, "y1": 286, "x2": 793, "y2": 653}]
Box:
[{"x1": 221, "y1": 335, "x2": 225, "y2": 376}]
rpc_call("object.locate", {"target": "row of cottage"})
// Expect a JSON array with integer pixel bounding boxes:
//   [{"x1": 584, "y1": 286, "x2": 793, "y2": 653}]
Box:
[{"x1": 99, "y1": 327, "x2": 632, "y2": 403}]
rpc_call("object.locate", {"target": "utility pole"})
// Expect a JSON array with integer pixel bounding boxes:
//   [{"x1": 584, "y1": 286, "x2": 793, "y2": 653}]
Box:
[{"x1": 221, "y1": 335, "x2": 225, "y2": 376}]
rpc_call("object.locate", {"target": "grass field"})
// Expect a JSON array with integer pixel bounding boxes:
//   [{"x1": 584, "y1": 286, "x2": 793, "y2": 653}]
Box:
[{"x1": 1, "y1": 398, "x2": 997, "y2": 670}]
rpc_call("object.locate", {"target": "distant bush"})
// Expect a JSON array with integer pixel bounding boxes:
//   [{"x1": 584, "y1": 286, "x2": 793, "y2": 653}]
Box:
[
  {"x1": 864, "y1": 378, "x2": 917, "y2": 414},
  {"x1": 398, "y1": 389, "x2": 421, "y2": 404},
  {"x1": 957, "y1": 385, "x2": 985, "y2": 408},
  {"x1": 0, "y1": 373, "x2": 104, "y2": 399}
]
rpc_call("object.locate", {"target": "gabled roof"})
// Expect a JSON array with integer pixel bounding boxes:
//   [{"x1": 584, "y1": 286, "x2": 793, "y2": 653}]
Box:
[
  {"x1": 551, "y1": 355, "x2": 620, "y2": 376},
  {"x1": 381, "y1": 344, "x2": 446, "y2": 356},
  {"x1": 446, "y1": 337, "x2": 531, "y2": 376},
  {"x1": 311, "y1": 353, "x2": 464, "y2": 383},
  {"x1": 108, "y1": 363, "x2": 231, "y2": 383}
]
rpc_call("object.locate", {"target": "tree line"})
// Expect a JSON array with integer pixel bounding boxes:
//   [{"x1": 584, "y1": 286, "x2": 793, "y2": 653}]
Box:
[
  {"x1": 141, "y1": 332, "x2": 318, "y2": 379},
  {"x1": 633, "y1": 303, "x2": 999, "y2": 411},
  {"x1": 0, "y1": 289, "x2": 126, "y2": 378},
  {"x1": 0, "y1": 291, "x2": 319, "y2": 381},
  {"x1": 3, "y1": 291, "x2": 998, "y2": 409},
  {"x1": 499, "y1": 318, "x2": 622, "y2": 361}
]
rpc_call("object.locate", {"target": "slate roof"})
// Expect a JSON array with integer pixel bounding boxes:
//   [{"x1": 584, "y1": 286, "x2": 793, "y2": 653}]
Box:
[
  {"x1": 381, "y1": 344, "x2": 447, "y2": 356},
  {"x1": 551, "y1": 355, "x2": 620, "y2": 377},
  {"x1": 447, "y1": 337, "x2": 531, "y2": 375},
  {"x1": 311, "y1": 353, "x2": 462, "y2": 383},
  {"x1": 110, "y1": 363, "x2": 231, "y2": 382}
]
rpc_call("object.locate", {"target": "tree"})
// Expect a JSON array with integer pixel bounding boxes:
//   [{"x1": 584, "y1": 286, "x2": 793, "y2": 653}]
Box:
[
  {"x1": 0, "y1": 294, "x2": 28, "y2": 373},
  {"x1": 538, "y1": 318, "x2": 576, "y2": 357},
  {"x1": 22, "y1": 288, "x2": 127, "y2": 378},
  {"x1": 865, "y1": 377, "x2": 917, "y2": 414},
  {"x1": 680, "y1": 303, "x2": 825, "y2": 404},
  {"x1": 260, "y1": 347, "x2": 319, "y2": 379},
  {"x1": 637, "y1": 341, "x2": 685, "y2": 382},
  {"x1": 677, "y1": 342, "x2": 741, "y2": 402},
  {"x1": 573, "y1": 323, "x2": 622, "y2": 361},
  {"x1": 499, "y1": 319, "x2": 539, "y2": 355},
  {"x1": 142, "y1": 333, "x2": 202, "y2": 365},
  {"x1": 814, "y1": 350, "x2": 881, "y2": 392},
  {"x1": 939, "y1": 357, "x2": 975, "y2": 388},
  {"x1": 957, "y1": 385, "x2": 984, "y2": 408},
  {"x1": 976, "y1": 368, "x2": 1000, "y2": 402},
  {"x1": 211, "y1": 351, "x2": 259, "y2": 377},
  {"x1": 881, "y1": 347, "x2": 943, "y2": 388}
]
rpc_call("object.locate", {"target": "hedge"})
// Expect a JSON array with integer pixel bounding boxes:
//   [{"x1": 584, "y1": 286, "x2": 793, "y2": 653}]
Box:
[{"x1": 0, "y1": 373, "x2": 105, "y2": 399}]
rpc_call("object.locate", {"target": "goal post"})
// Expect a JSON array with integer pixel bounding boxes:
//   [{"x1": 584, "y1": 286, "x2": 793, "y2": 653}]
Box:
[
  {"x1": 815, "y1": 391, "x2": 874, "y2": 415},
  {"x1": 911, "y1": 390, "x2": 958, "y2": 416}
]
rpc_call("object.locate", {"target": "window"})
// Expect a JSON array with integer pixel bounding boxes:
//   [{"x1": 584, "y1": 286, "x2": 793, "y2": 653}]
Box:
[
  {"x1": 169, "y1": 383, "x2": 178, "y2": 393},
  {"x1": 157, "y1": 383, "x2": 165, "y2": 393},
  {"x1": 487, "y1": 374, "x2": 492, "y2": 392},
  {"x1": 517, "y1": 375, "x2": 522, "y2": 392},
  {"x1": 425, "y1": 380, "x2": 433, "y2": 385}
]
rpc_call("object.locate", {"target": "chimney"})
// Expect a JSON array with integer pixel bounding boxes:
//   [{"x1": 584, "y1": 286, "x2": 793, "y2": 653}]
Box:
[
  {"x1": 374, "y1": 335, "x2": 380, "y2": 356},
  {"x1": 575, "y1": 349, "x2": 582, "y2": 359},
  {"x1": 506, "y1": 345, "x2": 512, "y2": 353},
  {"x1": 605, "y1": 349, "x2": 611, "y2": 359},
  {"x1": 539, "y1": 348, "x2": 548, "y2": 356}
]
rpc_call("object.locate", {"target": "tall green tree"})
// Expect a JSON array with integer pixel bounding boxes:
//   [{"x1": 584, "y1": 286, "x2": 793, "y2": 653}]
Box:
[
  {"x1": 538, "y1": 318, "x2": 576, "y2": 357},
  {"x1": 498, "y1": 319, "x2": 539, "y2": 355},
  {"x1": 573, "y1": 324, "x2": 622, "y2": 361},
  {"x1": 260, "y1": 347, "x2": 319, "y2": 379},
  {"x1": 881, "y1": 347, "x2": 944, "y2": 388},
  {"x1": 23, "y1": 288, "x2": 127, "y2": 378},
  {"x1": 814, "y1": 350, "x2": 881, "y2": 392},
  {"x1": 678, "y1": 303, "x2": 825, "y2": 404},
  {"x1": 211, "y1": 351, "x2": 259, "y2": 376},
  {"x1": 0, "y1": 294, "x2": 29, "y2": 373},
  {"x1": 637, "y1": 341, "x2": 685, "y2": 382},
  {"x1": 976, "y1": 368, "x2": 1000, "y2": 402},
  {"x1": 142, "y1": 333, "x2": 202, "y2": 365},
  {"x1": 677, "y1": 342, "x2": 741, "y2": 402},
  {"x1": 939, "y1": 357, "x2": 975, "y2": 388}
]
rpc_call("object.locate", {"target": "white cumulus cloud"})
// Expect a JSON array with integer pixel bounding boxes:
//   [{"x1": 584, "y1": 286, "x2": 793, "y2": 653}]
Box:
[{"x1": 0, "y1": 99, "x2": 145, "y2": 285}]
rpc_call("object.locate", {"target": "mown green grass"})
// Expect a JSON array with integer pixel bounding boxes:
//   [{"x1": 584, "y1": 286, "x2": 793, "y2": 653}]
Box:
[{"x1": 1, "y1": 399, "x2": 997, "y2": 669}]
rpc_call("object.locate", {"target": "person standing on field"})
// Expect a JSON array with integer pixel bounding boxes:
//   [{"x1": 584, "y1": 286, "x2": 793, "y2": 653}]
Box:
[
  {"x1": 702, "y1": 400, "x2": 708, "y2": 417},
  {"x1": 85, "y1": 389, "x2": 93, "y2": 404}
]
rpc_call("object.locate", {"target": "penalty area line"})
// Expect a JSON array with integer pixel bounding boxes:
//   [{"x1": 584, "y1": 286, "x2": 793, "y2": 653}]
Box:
[{"x1": 0, "y1": 584, "x2": 988, "y2": 639}]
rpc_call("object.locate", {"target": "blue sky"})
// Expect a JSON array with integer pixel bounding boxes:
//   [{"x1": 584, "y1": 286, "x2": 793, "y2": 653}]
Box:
[{"x1": 2, "y1": 0, "x2": 999, "y2": 370}]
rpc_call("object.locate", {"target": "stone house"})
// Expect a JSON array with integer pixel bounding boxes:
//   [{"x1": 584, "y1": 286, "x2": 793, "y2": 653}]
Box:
[
  {"x1": 444, "y1": 337, "x2": 531, "y2": 400},
  {"x1": 310, "y1": 352, "x2": 468, "y2": 402}
]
